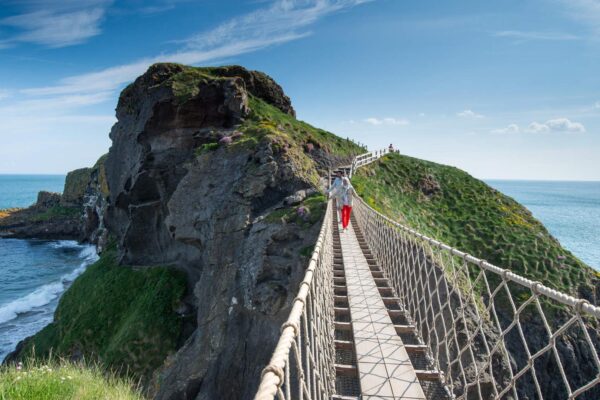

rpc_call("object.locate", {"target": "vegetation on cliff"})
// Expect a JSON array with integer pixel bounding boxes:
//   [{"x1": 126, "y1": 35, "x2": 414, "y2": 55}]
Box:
[
  {"x1": 16, "y1": 244, "x2": 187, "y2": 383},
  {"x1": 352, "y1": 153, "x2": 598, "y2": 300},
  {"x1": 0, "y1": 359, "x2": 142, "y2": 400},
  {"x1": 166, "y1": 64, "x2": 365, "y2": 159}
]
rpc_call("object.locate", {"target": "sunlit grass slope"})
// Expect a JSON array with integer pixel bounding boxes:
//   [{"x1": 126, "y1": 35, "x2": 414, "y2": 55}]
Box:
[
  {"x1": 16, "y1": 244, "x2": 187, "y2": 383},
  {"x1": 0, "y1": 359, "x2": 142, "y2": 400},
  {"x1": 352, "y1": 153, "x2": 598, "y2": 298}
]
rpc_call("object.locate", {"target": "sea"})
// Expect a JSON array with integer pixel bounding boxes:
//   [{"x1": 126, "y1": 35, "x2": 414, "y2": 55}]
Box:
[
  {"x1": 487, "y1": 180, "x2": 600, "y2": 271},
  {"x1": 0, "y1": 176, "x2": 598, "y2": 361},
  {"x1": 0, "y1": 175, "x2": 98, "y2": 362}
]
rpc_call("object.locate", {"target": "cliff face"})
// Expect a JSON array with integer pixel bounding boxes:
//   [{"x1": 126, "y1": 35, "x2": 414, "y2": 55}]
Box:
[
  {"x1": 100, "y1": 64, "x2": 360, "y2": 399},
  {"x1": 4, "y1": 63, "x2": 363, "y2": 398}
]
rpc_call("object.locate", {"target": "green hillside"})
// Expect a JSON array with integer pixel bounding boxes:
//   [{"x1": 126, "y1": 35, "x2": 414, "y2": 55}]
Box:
[
  {"x1": 15, "y1": 244, "x2": 187, "y2": 383},
  {"x1": 352, "y1": 153, "x2": 598, "y2": 299}
]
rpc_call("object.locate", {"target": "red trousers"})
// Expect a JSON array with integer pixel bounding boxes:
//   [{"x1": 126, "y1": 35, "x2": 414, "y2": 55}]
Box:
[{"x1": 341, "y1": 205, "x2": 352, "y2": 229}]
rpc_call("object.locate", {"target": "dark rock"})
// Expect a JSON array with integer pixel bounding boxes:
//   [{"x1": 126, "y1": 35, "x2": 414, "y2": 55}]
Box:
[
  {"x1": 35, "y1": 191, "x2": 61, "y2": 209},
  {"x1": 419, "y1": 173, "x2": 441, "y2": 197},
  {"x1": 210, "y1": 65, "x2": 295, "y2": 116},
  {"x1": 96, "y1": 64, "x2": 326, "y2": 399},
  {"x1": 62, "y1": 168, "x2": 92, "y2": 206}
]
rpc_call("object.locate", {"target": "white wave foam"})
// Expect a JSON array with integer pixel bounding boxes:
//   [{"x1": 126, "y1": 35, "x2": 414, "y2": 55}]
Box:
[
  {"x1": 0, "y1": 281, "x2": 64, "y2": 324},
  {"x1": 0, "y1": 244, "x2": 98, "y2": 325},
  {"x1": 49, "y1": 240, "x2": 80, "y2": 249},
  {"x1": 79, "y1": 245, "x2": 99, "y2": 262}
]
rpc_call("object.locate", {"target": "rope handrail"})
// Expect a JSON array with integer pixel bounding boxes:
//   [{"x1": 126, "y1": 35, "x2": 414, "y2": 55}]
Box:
[
  {"x1": 255, "y1": 149, "x2": 600, "y2": 400},
  {"x1": 353, "y1": 194, "x2": 600, "y2": 319},
  {"x1": 254, "y1": 200, "x2": 336, "y2": 400}
]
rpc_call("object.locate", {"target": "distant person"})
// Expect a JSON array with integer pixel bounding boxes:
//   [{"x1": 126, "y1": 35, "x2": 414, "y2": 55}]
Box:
[
  {"x1": 388, "y1": 143, "x2": 394, "y2": 152},
  {"x1": 340, "y1": 177, "x2": 355, "y2": 233},
  {"x1": 327, "y1": 170, "x2": 344, "y2": 221}
]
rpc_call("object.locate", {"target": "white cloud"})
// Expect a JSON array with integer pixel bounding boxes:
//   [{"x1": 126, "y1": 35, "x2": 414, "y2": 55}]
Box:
[
  {"x1": 21, "y1": 0, "x2": 372, "y2": 99},
  {"x1": 0, "y1": 89, "x2": 9, "y2": 101},
  {"x1": 457, "y1": 109, "x2": 484, "y2": 119},
  {"x1": 418, "y1": 112, "x2": 426, "y2": 117},
  {"x1": 526, "y1": 121, "x2": 549, "y2": 133},
  {"x1": 525, "y1": 118, "x2": 586, "y2": 133},
  {"x1": 491, "y1": 124, "x2": 520, "y2": 134},
  {"x1": 545, "y1": 118, "x2": 586, "y2": 132},
  {"x1": 364, "y1": 117, "x2": 409, "y2": 126},
  {"x1": 595, "y1": 101, "x2": 600, "y2": 109},
  {"x1": 1, "y1": 0, "x2": 374, "y2": 170},
  {"x1": 559, "y1": 0, "x2": 600, "y2": 36},
  {"x1": 492, "y1": 118, "x2": 586, "y2": 134},
  {"x1": 494, "y1": 30, "x2": 579, "y2": 41},
  {"x1": 0, "y1": 1, "x2": 111, "y2": 48}
]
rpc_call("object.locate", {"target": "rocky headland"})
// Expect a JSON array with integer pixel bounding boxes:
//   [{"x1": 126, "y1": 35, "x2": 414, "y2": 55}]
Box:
[
  {"x1": 2, "y1": 63, "x2": 364, "y2": 399},
  {"x1": 2, "y1": 63, "x2": 597, "y2": 400}
]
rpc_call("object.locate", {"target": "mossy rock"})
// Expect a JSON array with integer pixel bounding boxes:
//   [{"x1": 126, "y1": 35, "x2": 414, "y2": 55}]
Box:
[{"x1": 62, "y1": 168, "x2": 92, "y2": 205}]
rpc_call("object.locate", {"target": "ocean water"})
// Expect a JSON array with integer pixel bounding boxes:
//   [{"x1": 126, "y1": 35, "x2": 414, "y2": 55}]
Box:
[
  {"x1": 487, "y1": 180, "x2": 600, "y2": 270},
  {"x1": 0, "y1": 176, "x2": 598, "y2": 360},
  {"x1": 0, "y1": 174, "x2": 98, "y2": 362},
  {"x1": 0, "y1": 240, "x2": 97, "y2": 361},
  {"x1": 0, "y1": 175, "x2": 65, "y2": 209}
]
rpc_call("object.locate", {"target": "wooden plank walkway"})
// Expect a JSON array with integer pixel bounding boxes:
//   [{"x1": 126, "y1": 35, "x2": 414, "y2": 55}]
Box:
[{"x1": 340, "y1": 221, "x2": 426, "y2": 400}]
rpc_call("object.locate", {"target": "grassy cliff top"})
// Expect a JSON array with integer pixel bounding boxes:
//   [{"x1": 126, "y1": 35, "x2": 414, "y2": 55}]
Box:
[
  {"x1": 352, "y1": 153, "x2": 598, "y2": 299},
  {"x1": 167, "y1": 63, "x2": 365, "y2": 159}
]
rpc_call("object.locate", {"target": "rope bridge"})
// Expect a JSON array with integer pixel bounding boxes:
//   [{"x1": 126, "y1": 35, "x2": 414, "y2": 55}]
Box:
[{"x1": 255, "y1": 150, "x2": 600, "y2": 400}]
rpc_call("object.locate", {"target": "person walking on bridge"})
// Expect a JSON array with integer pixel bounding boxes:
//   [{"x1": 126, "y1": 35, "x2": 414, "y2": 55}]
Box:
[
  {"x1": 327, "y1": 170, "x2": 344, "y2": 222},
  {"x1": 340, "y1": 177, "x2": 355, "y2": 233}
]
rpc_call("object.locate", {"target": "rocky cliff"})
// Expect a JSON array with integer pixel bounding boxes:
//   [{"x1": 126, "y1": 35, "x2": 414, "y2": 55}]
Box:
[
  {"x1": 104, "y1": 63, "x2": 364, "y2": 399},
  {"x1": 0, "y1": 154, "x2": 109, "y2": 244},
  {"x1": 6, "y1": 63, "x2": 364, "y2": 400}
]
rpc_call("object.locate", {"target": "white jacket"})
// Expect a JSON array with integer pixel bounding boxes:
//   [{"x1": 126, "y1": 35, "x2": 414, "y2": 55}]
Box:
[{"x1": 328, "y1": 177, "x2": 343, "y2": 198}]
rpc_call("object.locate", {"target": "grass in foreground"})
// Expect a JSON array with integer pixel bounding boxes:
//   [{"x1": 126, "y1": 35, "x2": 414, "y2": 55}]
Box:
[{"x1": 0, "y1": 358, "x2": 142, "y2": 400}]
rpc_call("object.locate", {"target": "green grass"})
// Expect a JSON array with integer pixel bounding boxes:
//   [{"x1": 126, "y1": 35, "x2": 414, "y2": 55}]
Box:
[
  {"x1": 352, "y1": 153, "x2": 597, "y2": 297},
  {"x1": 0, "y1": 358, "x2": 142, "y2": 400},
  {"x1": 194, "y1": 142, "x2": 219, "y2": 157},
  {"x1": 164, "y1": 63, "x2": 365, "y2": 158},
  {"x1": 243, "y1": 96, "x2": 364, "y2": 158},
  {"x1": 30, "y1": 206, "x2": 80, "y2": 222},
  {"x1": 18, "y1": 244, "x2": 187, "y2": 383},
  {"x1": 266, "y1": 193, "x2": 327, "y2": 228}
]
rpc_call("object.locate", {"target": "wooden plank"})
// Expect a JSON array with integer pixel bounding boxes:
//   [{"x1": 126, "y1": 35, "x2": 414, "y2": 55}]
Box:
[
  {"x1": 415, "y1": 370, "x2": 442, "y2": 381},
  {"x1": 335, "y1": 364, "x2": 358, "y2": 376}
]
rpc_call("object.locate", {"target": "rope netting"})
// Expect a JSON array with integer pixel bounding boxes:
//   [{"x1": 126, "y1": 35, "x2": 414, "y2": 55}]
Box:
[
  {"x1": 255, "y1": 200, "x2": 336, "y2": 400},
  {"x1": 256, "y1": 150, "x2": 600, "y2": 400},
  {"x1": 351, "y1": 151, "x2": 600, "y2": 399}
]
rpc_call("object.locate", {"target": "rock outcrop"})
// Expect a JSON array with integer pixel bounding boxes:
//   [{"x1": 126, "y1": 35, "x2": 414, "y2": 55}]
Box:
[
  {"x1": 100, "y1": 64, "x2": 358, "y2": 399},
  {"x1": 0, "y1": 191, "x2": 80, "y2": 239},
  {"x1": 3, "y1": 63, "x2": 363, "y2": 399},
  {"x1": 0, "y1": 155, "x2": 109, "y2": 247}
]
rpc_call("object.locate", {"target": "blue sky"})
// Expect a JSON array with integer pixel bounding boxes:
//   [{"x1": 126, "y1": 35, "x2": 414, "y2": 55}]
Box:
[{"x1": 0, "y1": 0, "x2": 598, "y2": 180}]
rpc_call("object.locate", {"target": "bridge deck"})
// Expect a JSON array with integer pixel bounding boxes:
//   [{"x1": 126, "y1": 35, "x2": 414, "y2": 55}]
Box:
[{"x1": 340, "y1": 221, "x2": 426, "y2": 399}]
